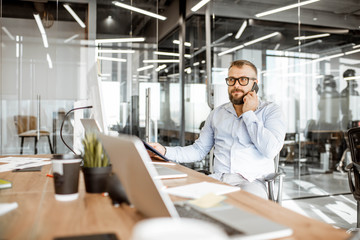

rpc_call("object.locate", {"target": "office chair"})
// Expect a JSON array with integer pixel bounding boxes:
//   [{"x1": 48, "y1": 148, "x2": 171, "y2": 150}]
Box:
[
  {"x1": 345, "y1": 127, "x2": 360, "y2": 229},
  {"x1": 264, "y1": 153, "x2": 285, "y2": 205},
  {"x1": 14, "y1": 115, "x2": 54, "y2": 154}
]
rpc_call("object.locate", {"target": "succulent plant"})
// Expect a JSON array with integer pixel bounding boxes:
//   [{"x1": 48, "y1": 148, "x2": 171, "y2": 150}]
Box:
[{"x1": 82, "y1": 133, "x2": 109, "y2": 168}]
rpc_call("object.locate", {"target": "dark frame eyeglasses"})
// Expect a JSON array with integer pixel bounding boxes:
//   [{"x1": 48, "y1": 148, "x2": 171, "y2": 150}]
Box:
[{"x1": 225, "y1": 77, "x2": 257, "y2": 86}]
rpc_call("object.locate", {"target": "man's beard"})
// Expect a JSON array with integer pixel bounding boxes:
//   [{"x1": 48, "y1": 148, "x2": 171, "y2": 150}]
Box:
[{"x1": 229, "y1": 88, "x2": 245, "y2": 105}]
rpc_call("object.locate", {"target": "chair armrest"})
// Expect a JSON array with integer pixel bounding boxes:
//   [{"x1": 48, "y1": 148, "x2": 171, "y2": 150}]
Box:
[{"x1": 264, "y1": 172, "x2": 286, "y2": 182}]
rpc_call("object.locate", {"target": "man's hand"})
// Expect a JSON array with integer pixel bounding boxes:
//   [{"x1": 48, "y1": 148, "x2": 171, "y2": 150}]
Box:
[
  {"x1": 147, "y1": 142, "x2": 166, "y2": 161},
  {"x1": 242, "y1": 91, "x2": 258, "y2": 113}
]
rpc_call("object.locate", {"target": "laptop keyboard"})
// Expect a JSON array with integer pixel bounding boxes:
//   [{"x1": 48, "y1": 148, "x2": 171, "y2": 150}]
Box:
[{"x1": 175, "y1": 204, "x2": 242, "y2": 236}]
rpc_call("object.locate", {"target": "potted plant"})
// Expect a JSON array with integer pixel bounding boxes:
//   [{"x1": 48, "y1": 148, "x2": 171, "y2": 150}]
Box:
[{"x1": 81, "y1": 133, "x2": 111, "y2": 193}]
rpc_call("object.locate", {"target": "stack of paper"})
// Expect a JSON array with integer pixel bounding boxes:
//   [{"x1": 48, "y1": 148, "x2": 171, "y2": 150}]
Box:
[
  {"x1": 165, "y1": 181, "x2": 240, "y2": 199},
  {"x1": 0, "y1": 157, "x2": 51, "y2": 172}
]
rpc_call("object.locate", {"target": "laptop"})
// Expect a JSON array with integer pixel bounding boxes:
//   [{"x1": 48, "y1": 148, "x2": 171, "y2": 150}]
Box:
[
  {"x1": 80, "y1": 118, "x2": 101, "y2": 134},
  {"x1": 99, "y1": 134, "x2": 293, "y2": 240},
  {"x1": 80, "y1": 119, "x2": 186, "y2": 179}
]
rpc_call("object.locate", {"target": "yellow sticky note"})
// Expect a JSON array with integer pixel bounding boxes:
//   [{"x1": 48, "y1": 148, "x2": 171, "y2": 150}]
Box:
[{"x1": 188, "y1": 193, "x2": 226, "y2": 208}]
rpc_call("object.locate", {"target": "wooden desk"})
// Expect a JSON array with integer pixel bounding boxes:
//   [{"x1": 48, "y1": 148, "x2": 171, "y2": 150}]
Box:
[{"x1": 0, "y1": 155, "x2": 349, "y2": 240}]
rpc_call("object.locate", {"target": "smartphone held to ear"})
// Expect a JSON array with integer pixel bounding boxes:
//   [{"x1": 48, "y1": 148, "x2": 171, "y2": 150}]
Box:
[{"x1": 251, "y1": 82, "x2": 259, "y2": 93}]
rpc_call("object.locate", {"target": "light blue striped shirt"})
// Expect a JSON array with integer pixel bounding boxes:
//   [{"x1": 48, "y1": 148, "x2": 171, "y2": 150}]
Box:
[{"x1": 165, "y1": 99, "x2": 286, "y2": 182}]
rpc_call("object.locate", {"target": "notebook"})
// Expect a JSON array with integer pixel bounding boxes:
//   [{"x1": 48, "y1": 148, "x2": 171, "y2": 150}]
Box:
[{"x1": 98, "y1": 134, "x2": 293, "y2": 240}]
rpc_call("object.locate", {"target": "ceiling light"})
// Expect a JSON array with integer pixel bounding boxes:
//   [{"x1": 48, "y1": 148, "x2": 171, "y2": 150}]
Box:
[
  {"x1": 97, "y1": 49, "x2": 135, "y2": 53},
  {"x1": 137, "y1": 65, "x2": 154, "y2": 72},
  {"x1": 294, "y1": 33, "x2": 330, "y2": 41},
  {"x1": 352, "y1": 44, "x2": 360, "y2": 49},
  {"x1": 218, "y1": 45, "x2": 244, "y2": 56},
  {"x1": 155, "y1": 64, "x2": 167, "y2": 72},
  {"x1": 345, "y1": 48, "x2": 360, "y2": 55},
  {"x1": 64, "y1": 34, "x2": 79, "y2": 43},
  {"x1": 154, "y1": 51, "x2": 191, "y2": 58},
  {"x1": 218, "y1": 32, "x2": 279, "y2": 56},
  {"x1": 95, "y1": 38, "x2": 145, "y2": 44},
  {"x1": 63, "y1": 4, "x2": 86, "y2": 28},
  {"x1": 173, "y1": 40, "x2": 191, "y2": 47},
  {"x1": 235, "y1": 20, "x2": 247, "y2": 39},
  {"x1": 312, "y1": 53, "x2": 344, "y2": 63},
  {"x1": 46, "y1": 54, "x2": 53, "y2": 69},
  {"x1": 344, "y1": 76, "x2": 360, "y2": 81},
  {"x1": 97, "y1": 56, "x2": 127, "y2": 62},
  {"x1": 244, "y1": 32, "x2": 280, "y2": 46},
  {"x1": 193, "y1": 62, "x2": 200, "y2": 66},
  {"x1": 1, "y1": 27, "x2": 14, "y2": 40},
  {"x1": 143, "y1": 59, "x2": 180, "y2": 63},
  {"x1": 191, "y1": 0, "x2": 211, "y2": 12},
  {"x1": 255, "y1": 0, "x2": 320, "y2": 18},
  {"x1": 33, "y1": 13, "x2": 48, "y2": 48},
  {"x1": 273, "y1": 43, "x2": 280, "y2": 50},
  {"x1": 112, "y1": 1, "x2": 166, "y2": 20}
]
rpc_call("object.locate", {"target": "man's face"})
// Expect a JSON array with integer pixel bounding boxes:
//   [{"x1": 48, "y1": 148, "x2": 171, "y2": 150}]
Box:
[{"x1": 227, "y1": 65, "x2": 258, "y2": 105}]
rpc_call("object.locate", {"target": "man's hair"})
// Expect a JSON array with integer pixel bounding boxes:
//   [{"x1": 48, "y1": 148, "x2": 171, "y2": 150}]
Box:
[{"x1": 229, "y1": 60, "x2": 257, "y2": 76}]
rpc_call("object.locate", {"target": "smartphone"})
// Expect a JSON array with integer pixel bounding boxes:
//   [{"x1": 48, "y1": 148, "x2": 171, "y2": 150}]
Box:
[{"x1": 251, "y1": 82, "x2": 259, "y2": 93}]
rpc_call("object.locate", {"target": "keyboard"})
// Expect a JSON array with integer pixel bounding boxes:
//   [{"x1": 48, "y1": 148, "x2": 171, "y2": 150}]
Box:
[{"x1": 174, "y1": 204, "x2": 242, "y2": 236}]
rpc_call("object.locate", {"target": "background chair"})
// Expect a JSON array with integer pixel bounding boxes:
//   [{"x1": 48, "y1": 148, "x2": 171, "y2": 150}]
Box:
[
  {"x1": 345, "y1": 127, "x2": 360, "y2": 229},
  {"x1": 14, "y1": 115, "x2": 54, "y2": 154}
]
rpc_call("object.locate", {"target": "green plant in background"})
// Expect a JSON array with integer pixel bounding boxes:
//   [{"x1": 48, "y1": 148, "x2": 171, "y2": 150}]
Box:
[{"x1": 82, "y1": 133, "x2": 109, "y2": 168}]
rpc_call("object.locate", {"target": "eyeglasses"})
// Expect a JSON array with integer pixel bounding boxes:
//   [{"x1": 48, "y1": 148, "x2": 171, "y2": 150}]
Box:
[{"x1": 225, "y1": 77, "x2": 256, "y2": 86}]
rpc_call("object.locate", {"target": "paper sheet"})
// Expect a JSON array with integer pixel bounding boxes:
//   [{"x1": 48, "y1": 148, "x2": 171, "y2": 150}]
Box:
[
  {"x1": 0, "y1": 157, "x2": 51, "y2": 172},
  {"x1": 165, "y1": 181, "x2": 240, "y2": 199},
  {"x1": 0, "y1": 202, "x2": 18, "y2": 216},
  {"x1": 188, "y1": 193, "x2": 226, "y2": 208}
]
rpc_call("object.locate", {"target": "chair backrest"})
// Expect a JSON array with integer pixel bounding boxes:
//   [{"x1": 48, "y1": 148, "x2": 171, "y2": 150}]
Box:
[
  {"x1": 347, "y1": 127, "x2": 360, "y2": 200},
  {"x1": 14, "y1": 115, "x2": 37, "y2": 134}
]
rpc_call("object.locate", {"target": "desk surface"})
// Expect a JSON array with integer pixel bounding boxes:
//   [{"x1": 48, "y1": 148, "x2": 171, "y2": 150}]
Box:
[{"x1": 0, "y1": 155, "x2": 349, "y2": 240}]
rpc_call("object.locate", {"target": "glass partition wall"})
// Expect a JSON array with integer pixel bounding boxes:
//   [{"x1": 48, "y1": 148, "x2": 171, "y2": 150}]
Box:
[{"x1": 1, "y1": 0, "x2": 360, "y2": 200}]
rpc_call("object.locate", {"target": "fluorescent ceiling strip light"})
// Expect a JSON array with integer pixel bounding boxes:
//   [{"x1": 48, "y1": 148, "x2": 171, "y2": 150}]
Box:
[
  {"x1": 294, "y1": 33, "x2": 330, "y2": 41},
  {"x1": 218, "y1": 45, "x2": 245, "y2": 56},
  {"x1": 95, "y1": 38, "x2": 145, "y2": 44},
  {"x1": 137, "y1": 65, "x2": 154, "y2": 72},
  {"x1": 345, "y1": 48, "x2": 360, "y2": 55},
  {"x1": 155, "y1": 64, "x2": 167, "y2": 72},
  {"x1": 64, "y1": 34, "x2": 79, "y2": 43},
  {"x1": 218, "y1": 32, "x2": 281, "y2": 56},
  {"x1": 63, "y1": 4, "x2": 86, "y2": 28},
  {"x1": 98, "y1": 49, "x2": 135, "y2": 53},
  {"x1": 353, "y1": 44, "x2": 360, "y2": 49},
  {"x1": 97, "y1": 56, "x2": 127, "y2": 62},
  {"x1": 255, "y1": 0, "x2": 320, "y2": 18},
  {"x1": 313, "y1": 53, "x2": 344, "y2": 63},
  {"x1": 315, "y1": 75, "x2": 324, "y2": 79},
  {"x1": 191, "y1": 0, "x2": 211, "y2": 12},
  {"x1": 33, "y1": 13, "x2": 48, "y2": 48},
  {"x1": 344, "y1": 76, "x2": 360, "y2": 81},
  {"x1": 193, "y1": 62, "x2": 200, "y2": 66},
  {"x1": 143, "y1": 59, "x2": 180, "y2": 63},
  {"x1": 168, "y1": 72, "x2": 179, "y2": 77},
  {"x1": 112, "y1": 1, "x2": 166, "y2": 20},
  {"x1": 46, "y1": 54, "x2": 53, "y2": 69},
  {"x1": 173, "y1": 40, "x2": 191, "y2": 47},
  {"x1": 1, "y1": 27, "x2": 15, "y2": 40},
  {"x1": 274, "y1": 43, "x2": 280, "y2": 50},
  {"x1": 235, "y1": 20, "x2": 247, "y2": 39},
  {"x1": 244, "y1": 32, "x2": 280, "y2": 46},
  {"x1": 154, "y1": 51, "x2": 191, "y2": 58}
]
